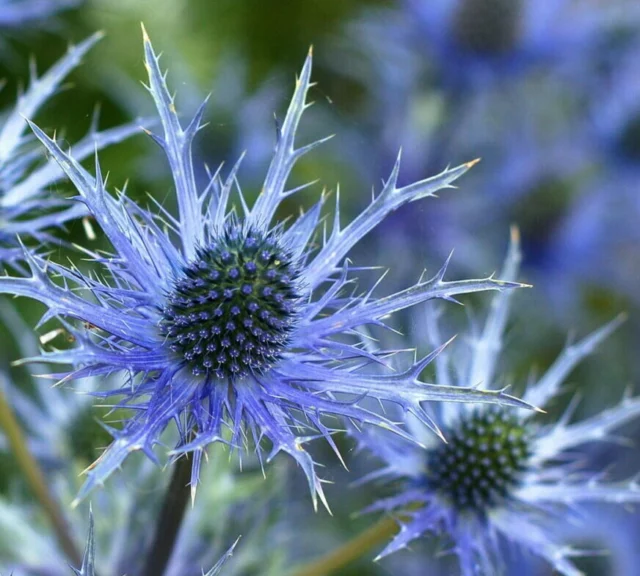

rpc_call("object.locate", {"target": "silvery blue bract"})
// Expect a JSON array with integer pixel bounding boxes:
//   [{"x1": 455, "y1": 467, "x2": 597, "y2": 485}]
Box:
[{"x1": 0, "y1": 33, "x2": 143, "y2": 263}]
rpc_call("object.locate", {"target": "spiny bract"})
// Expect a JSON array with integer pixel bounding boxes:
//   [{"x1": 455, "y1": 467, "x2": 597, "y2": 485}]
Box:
[
  {"x1": 0, "y1": 32, "x2": 142, "y2": 264},
  {"x1": 0, "y1": 26, "x2": 533, "y2": 510},
  {"x1": 357, "y1": 230, "x2": 640, "y2": 574}
]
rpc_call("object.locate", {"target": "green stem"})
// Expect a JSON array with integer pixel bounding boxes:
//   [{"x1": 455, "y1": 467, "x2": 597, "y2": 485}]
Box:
[
  {"x1": 0, "y1": 384, "x2": 82, "y2": 566},
  {"x1": 289, "y1": 516, "x2": 400, "y2": 576},
  {"x1": 141, "y1": 454, "x2": 192, "y2": 576}
]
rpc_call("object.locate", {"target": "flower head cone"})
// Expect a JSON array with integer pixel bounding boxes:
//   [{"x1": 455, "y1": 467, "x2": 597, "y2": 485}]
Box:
[
  {"x1": 0, "y1": 26, "x2": 534, "y2": 510},
  {"x1": 0, "y1": 32, "x2": 143, "y2": 263},
  {"x1": 357, "y1": 228, "x2": 640, "y2": 574}
]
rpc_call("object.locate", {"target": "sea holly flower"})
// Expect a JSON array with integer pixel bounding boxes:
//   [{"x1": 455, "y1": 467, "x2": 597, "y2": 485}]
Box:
[
  {"x1": 357, "y1": 231, "x2": 640, "y2": 574},
  {"x1": 0, "y1": 26, "x2": 532, "y2": 510},
  {"x1": 0, "y1": 32, "x2": 143, "y2": 263},
  {"x1": 326, "y1": 0, "x2": 631, "y2": 293},
  {"x1": 322, "y1": 2, "x2": 600, "y2": 305}
]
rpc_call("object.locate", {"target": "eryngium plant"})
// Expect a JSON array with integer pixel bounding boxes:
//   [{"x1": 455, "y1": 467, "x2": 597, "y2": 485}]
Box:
[
  {"x1": 0, "y1": 33, "x2": 142, "y2": 263},
  {"x1": 0, "y1": 26, "x2": 532, "y2": 510},
  {"x1": 357, "y1": 231, "x2": 640, "y2": 574}
]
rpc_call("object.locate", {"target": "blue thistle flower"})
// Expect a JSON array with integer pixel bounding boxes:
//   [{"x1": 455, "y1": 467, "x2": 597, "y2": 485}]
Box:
[
  {"x1": 0, "y1": 26, "x2": 532, "y2": 510},
  {"x1": 324, "y1": 2, "x2": 597, "y2": 292},
  {"x1": 0, "y1": 32, "x2": 143, "y2": 263},
  {"x1": 358, "y1": 230, "x2": 640, "y2": 574}
]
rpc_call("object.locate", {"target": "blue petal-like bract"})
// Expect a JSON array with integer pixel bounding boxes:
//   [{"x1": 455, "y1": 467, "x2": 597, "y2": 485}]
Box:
[
  {"x1": 0, "y1": 32, "x2": 145, "y2": 260},
  {"x1": 0, "y1": 27, "x2": 534, "y2": 510},
  {"x1": 71, "y1": 511, "x2": 95, "y2": 576}
]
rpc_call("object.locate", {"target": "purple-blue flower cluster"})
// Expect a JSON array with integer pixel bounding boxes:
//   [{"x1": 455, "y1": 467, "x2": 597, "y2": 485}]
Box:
[{"x1": 0, "y1": 26, "x2": 537, "y2": 515}]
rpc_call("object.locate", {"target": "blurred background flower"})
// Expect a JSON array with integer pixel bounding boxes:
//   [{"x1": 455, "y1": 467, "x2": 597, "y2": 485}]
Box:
[
  {"x1": 342, "y1": 234, "x2": 640, "y2": 575},
  {"x1": 0, "y1": 0, "x2": 81, "y2": 63}
]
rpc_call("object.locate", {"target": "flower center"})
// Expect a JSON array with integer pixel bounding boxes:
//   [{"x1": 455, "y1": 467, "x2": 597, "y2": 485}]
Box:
[
  {"x1": 426, "y1": 409, "x2": 531, "y2": 513},
  {"x1": 453, "y1": 0, "x2": 522, "y2": 56},
  {"x1": 161, "y1": 223, "x2": 300, "y2": 378}
]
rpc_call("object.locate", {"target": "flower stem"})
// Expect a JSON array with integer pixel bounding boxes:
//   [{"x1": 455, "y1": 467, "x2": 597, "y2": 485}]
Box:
[
  {"x1": 289, "y1": 515, "x2": 399, "y2": 576},
  {"x1": 0, "y1": 384, "x2": 82, "y2": 566},
  {"x1": 141, "y1": 454, "x2": 192, "y2": 576}
]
